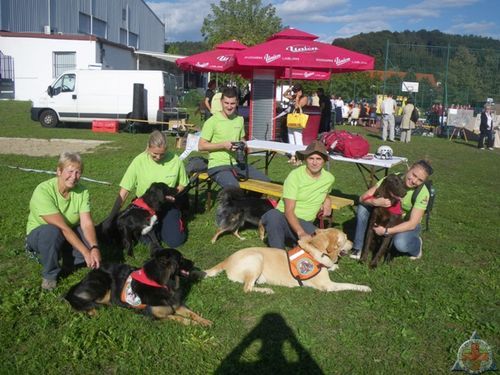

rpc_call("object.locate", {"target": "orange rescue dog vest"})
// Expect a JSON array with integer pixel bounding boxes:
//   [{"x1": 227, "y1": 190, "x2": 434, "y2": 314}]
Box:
[{"x1": 287, "y1": 246, "x2": 325, "y2": 286}]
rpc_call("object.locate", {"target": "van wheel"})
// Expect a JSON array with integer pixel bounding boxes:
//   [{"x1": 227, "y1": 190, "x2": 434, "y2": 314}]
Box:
[{"x1": 40, "y1": 110, "x2": 59, "y2": 128}]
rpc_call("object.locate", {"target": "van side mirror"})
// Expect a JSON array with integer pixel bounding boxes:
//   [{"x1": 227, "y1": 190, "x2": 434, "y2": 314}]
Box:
[{"x1": 47, "y1": 86, "x2": 54, "y2": 97}]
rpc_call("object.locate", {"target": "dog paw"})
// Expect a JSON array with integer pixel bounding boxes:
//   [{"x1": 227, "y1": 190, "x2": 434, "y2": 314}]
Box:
[
  {"x1": 328, "y1": 264, "x2": 339, "y2": 272},
  {"x1": 197, "y1": 318, "x2": 213, "y2": 327}
]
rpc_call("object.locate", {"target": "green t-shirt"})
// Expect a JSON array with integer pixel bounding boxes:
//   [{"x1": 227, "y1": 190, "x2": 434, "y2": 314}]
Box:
[
  {"x1": 376, "y1": 175, "x2": 430, "y2": 219},
  {"x1": 119, "y1": 151, "x2": 188, "y2": 197},
  {"x1": 277, "y1": 165, "x2": 335, "y2": 222},
  {"x1": 200, "y1": 112, "x2": 245, "y2": 169},
  {"x1": 26, "y1": 177, "x2": 90, "y2": 234}
]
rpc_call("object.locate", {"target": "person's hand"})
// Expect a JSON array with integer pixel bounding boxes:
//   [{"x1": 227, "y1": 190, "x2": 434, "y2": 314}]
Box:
[
  {"x1": 85, "y1": 248, "x2": 101, "y2": 269},
  {"x1": 373, "y1": 225, "x2": 385, "y2": 237},
  {"x1": 298, "y1": 232, "x2": 313, "y2": 243},
  {"x1": 223, "y1": 141, "x2": 234, "y2": 151},
  {"x1": 374, "y1": 197, "x2": 392, "y2": 207}
]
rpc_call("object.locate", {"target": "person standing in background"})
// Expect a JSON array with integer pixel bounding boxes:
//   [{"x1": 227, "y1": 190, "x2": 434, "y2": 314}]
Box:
[
  {"x1": 478, "y1": 105, "x2": 494, "y2": 150},
  {"x1": 317, "y1": 88, "x2": 332, "y2": 133},
  {"x1": 204, "y1": 79, "x2": 216, "y2": 120},
  {"x1": 381, "y1": 94, "x2": 397, "y2": 142},
  {"x1": 400, "y1": 98, "x2": 416, "y2": 143}
]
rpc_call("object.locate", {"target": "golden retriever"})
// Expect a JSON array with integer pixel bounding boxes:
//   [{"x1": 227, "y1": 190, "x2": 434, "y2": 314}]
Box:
[{"x1": 204, "y1": 228, "x2": 371, "y2": 294}]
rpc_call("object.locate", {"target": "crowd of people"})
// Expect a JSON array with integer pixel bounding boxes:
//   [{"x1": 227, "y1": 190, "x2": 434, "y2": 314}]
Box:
[{"x1": 26, "y1": 85, "x2": 436, "y2": 291}]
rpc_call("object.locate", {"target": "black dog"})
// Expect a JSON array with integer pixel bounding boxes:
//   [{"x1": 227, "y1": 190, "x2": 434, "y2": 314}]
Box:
[
  {"x1": 64, "y1": 248, "x2": 212, "y2": 326},
  {"x1": 97, "y1": 182, "x2": 179, "y2": 258},
  {"x1": 211, "y1": 187, "x2": 276, "y2": 243},
  {"x1": 116, "y1": 182, "x2": 179, "y2": 257},
  {"x1": 359, "y1": 174, "x2": 407, "y2": 269}
]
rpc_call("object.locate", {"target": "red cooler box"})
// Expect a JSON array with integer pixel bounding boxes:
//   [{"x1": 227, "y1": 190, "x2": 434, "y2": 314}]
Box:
[{"x1": 92, "y1": 120, "x2": 119, "y2": 133}]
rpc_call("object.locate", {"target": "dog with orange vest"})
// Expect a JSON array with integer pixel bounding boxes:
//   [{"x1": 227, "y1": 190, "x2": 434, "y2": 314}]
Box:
[{"x1": 204, "y1": 228, "x2": 371, "y2": 294}]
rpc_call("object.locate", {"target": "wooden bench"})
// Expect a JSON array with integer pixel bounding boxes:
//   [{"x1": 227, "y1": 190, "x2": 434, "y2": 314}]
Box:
[{"x1": 192, "y1": 172, "x2": 354, "y2": 213}]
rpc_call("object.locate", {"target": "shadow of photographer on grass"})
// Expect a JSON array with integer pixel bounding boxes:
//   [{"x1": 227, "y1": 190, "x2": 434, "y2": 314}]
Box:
[{"x1": 215, "y1": 312, "x2": 324, "y2": 374}]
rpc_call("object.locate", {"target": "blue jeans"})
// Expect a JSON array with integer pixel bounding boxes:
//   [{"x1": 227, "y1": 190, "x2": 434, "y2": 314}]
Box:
[
  {"x1": 208, "y1": 164, "x2": 270, "y2": 188},
  {"x1": 261, "y1": 209, "x2": 316, "y2": 250},
  {"x1": 353, "y1": 204, "x2": 421, "y2": 257},
  {"x1": 26, "y1": 224, "x2": 87, "y2": 280}
]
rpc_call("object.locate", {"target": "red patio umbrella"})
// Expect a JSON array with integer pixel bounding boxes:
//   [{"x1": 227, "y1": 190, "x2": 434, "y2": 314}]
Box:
[
  {"x1": 175, "y1": 40, "x2": 247, "y2": 72},
  {"x1": 234, "y1": 28, "x2": 375, "y2": 72}
]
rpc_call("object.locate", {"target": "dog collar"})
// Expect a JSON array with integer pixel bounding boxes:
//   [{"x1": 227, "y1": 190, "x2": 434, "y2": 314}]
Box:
[
  {"x1": 287, "y1": 246, "x2": 325, "y2": 286},
  {"x1": 132, "y1": 198, "x2": 156, "y2": 217}
]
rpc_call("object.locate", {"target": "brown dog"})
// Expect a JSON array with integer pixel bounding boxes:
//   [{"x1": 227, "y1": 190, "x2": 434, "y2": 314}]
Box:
[
  {"x1": 359, "y1": 174, "x2": 407, "y2": 268},
  {"x1": 204, "y1": 228, "x2": 371, "y2": 294}
]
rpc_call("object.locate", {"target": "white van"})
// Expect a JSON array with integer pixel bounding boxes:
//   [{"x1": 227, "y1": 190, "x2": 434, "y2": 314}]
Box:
[{"x1": 31, "y1": 70, "x2": 178, "y2": 128}]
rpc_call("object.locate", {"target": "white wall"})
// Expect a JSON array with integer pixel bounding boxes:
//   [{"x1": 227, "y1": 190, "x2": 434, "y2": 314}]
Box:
[{"x1": 0, "y1": 36, "x2": 136, "y2": 101}]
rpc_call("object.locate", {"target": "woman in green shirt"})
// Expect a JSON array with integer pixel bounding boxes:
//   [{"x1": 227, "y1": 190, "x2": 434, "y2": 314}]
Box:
[
  {"x1": 107, "y1": 130, "x2": 189, "y2": 248},
  {"x1": 26, "y1": 152, "x2": 101, "y2": 291}
]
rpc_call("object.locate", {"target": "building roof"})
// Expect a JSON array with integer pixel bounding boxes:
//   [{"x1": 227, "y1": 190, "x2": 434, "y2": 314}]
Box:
[{"x1": 0, "y1": 31, "x2": 135, "y2": 52}]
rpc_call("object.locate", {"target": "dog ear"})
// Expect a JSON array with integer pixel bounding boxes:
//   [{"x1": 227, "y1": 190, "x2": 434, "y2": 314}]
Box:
[{"x1": 311, "y1": 229, "x2": 343, "y2": 262}]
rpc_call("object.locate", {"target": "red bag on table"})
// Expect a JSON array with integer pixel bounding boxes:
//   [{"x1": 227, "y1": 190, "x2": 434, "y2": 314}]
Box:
[{"x1": 320, "y1": 130, "x2": 370, "y2": 158}]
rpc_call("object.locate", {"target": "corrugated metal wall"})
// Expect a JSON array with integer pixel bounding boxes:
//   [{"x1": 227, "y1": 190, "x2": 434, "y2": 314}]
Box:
[
  {"x1": 0, "y1": 0, "x2": 164, "y2": 52},
  {"x1": 251, "y1": 74, "x2": 276, "y2": 140}
]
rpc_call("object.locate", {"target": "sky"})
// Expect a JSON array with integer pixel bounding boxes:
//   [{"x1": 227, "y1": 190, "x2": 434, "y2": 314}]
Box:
[{"x1": 146, "y1": 0, "x2": 500, "y2": 44}]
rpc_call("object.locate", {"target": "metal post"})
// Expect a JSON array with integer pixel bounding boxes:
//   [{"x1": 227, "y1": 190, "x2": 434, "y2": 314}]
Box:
[
  {"x1": 442, "y1": 43, "x2": 450, "y2": 136},
  {"x1": 382, "y1": 40, "x2": 389, "y2": 96}
]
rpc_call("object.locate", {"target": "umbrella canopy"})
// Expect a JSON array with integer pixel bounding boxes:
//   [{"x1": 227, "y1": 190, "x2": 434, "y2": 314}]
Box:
[
  {"x1": 234, "y1": 28, "x2": 374, "y2": 72},
  {"x1": 176, "y1": 40, "x2": 247, "y2": 72}
]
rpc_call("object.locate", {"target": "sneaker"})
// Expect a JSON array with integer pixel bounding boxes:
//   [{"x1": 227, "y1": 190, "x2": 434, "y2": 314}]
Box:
[
  {"x1": 480, "y1": 147, "x2": 486, "y2": 150},
  {"x1": 349, "y1": 249, "x2": 362, "y2": 260},
  {"x1": 410, "y1": 237, "x2": 423, "y2": 260},
  {"x1": 488, "y1": 147, "x2": 494, "y2": 150},
  {"x1": 41, "y1": 278, "x2": 57, "y2": 291}
]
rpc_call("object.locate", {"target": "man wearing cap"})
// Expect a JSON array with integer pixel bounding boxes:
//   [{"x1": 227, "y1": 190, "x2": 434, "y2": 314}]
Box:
[{"x1": 261, "y1": 141, "x2": 334, "y2": 249}]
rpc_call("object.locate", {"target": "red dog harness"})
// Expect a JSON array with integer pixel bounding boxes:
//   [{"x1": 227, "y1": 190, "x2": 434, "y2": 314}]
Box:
[
  {"x1": 287, "y1": 246, "x2": 326, "y2": 286},
  {"x1": 132, "y1": 197, "x2": 156, "y2": 218},
  {"x1": 120, "y1": 268, "x2": 168, "y2": 309}
]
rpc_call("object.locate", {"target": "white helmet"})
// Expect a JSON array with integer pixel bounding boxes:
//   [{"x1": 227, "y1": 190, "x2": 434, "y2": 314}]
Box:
[{"x1": 375, "y1": 145, "x2": 393, "y2": 160}]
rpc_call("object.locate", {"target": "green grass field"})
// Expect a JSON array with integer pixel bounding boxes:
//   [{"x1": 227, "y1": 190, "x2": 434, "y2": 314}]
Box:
[{"x1": 0, "y1": 101, "x2": 498, "y2": 374}]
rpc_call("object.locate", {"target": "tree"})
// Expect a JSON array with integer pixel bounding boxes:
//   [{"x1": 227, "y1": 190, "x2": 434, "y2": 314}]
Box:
[{"x1": 201, "y1": 0, "x2": 282, "y2": 48}]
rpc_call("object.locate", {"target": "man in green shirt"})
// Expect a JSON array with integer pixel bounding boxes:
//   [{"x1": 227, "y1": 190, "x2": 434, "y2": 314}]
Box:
[
  {"x1": 198, "y1": 86, "x2": 270, "y2": 188},
  {"x1": 26, "y1": 152, "x2": 101, "y2": 290},
  {"x1": 261, "y1": 141, "x2": 334, "y2": 249}
]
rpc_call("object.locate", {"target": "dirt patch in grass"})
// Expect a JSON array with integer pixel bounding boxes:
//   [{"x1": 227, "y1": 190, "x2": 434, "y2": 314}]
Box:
[{"x1": 0, "y1": 137, "x2": 111, "y2": 157}]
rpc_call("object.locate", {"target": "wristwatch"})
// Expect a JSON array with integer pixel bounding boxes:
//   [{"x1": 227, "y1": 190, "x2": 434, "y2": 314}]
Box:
[{"x1": 383, "y1": 228, "x2": 389, "y2": 237}]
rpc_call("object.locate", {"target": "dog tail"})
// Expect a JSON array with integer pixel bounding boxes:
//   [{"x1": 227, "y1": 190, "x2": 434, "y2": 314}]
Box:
[{"x1": 204, "y1": 260, "x2": 227, "y2": 277}]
